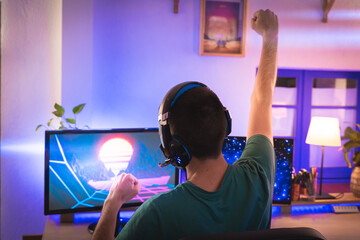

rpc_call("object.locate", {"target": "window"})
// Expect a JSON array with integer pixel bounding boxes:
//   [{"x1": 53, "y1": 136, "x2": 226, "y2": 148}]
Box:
[
  {"x1": 273, "y1": 70, "x2": 360, "y2": 182},
  {"x1": 273, "y1": 77, "x2": 297, "y2": 136}
]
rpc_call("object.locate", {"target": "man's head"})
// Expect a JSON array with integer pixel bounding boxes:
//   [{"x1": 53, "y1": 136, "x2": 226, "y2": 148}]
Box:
[{"x1": 158, "y1": 82, "x2": 230, "y2": 168}]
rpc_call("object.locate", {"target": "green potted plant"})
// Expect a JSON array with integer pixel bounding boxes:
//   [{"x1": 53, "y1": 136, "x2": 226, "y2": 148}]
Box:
[
  {"x1": 341, "y1": 124, "x2": 360, "y2": 197},
  {"x1": 36, "y1": 103, "x2": 87, "y2": 131}
]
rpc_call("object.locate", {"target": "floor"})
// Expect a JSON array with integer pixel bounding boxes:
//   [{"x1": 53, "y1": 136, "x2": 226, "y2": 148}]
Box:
[{"x1": 271, "y1": 211, "x2": 360, "y2": 240}]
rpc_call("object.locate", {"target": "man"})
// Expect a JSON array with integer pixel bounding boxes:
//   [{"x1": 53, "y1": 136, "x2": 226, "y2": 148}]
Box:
[{"x1": 92, "y1": 9, "x2": 278, "y2": 240}]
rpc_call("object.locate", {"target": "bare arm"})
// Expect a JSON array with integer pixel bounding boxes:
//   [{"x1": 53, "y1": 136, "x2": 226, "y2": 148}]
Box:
[
  {"x1": 92, "y1": 173, "x2": 141, "y2": 240},
  {"x1": 247, "y1": 9, "x2": 279, "y2": 144}
]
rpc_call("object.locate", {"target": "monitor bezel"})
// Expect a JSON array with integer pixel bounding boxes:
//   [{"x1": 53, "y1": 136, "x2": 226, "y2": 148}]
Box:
[{"x1": 44, "y1": 128, "x2": 179, "y2": 215}]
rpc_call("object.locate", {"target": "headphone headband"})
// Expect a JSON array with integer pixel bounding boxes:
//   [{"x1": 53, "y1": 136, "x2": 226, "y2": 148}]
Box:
[{"x1": 158, "y1": 82, "x2": 206, "y2": 127}]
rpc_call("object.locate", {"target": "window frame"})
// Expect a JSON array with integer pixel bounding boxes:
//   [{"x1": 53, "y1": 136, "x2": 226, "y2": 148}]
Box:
[{"x1": 275, "y1": 69, "x2": 360, "y2": 183}]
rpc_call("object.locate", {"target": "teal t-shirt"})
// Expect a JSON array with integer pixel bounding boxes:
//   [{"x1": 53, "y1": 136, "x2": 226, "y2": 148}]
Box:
[{"x1": 116, "y1": 134, "x2": 275, "y2": 240}]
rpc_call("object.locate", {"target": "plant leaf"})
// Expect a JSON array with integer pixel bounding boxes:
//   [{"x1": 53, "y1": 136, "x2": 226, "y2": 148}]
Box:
[
  {"x1": 59, "y1": 126, "x2": 67, "y2": 130},
  {"x1": 73, "y1": 104, "x2": 85, "y2": 115},
  {"x1": 54, "y1": 103, "x2": 65, "y2": 113},
  {"x1": 343, "y1": 141, "x2": 360, "y2": 151},
  {"x1": 35, "y1": 124, "x2": 43, "y2": 132},
  {"x1": 66, "y1": 118, "x2": 76, "y2": 124},
  {"x1": 52, "y1": 110, "x2": 64, "y2": 118},
  {"x1": 344, "y1": 152, "x2": 353, "y2": 168},
  {"x1": 47, "y1": 118, "x2": 53, "y2": 127},
  {"x1": 342, "y1": 126, "x2": 360, "y2": 141}
]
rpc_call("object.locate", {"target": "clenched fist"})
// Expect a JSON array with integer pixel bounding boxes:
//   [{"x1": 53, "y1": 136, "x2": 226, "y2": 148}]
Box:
[
  {"x1": 251, "y1": 9, "x2": 278, "y2": 41},
  {"x1": 105, "y1": 173, "x2": 141, "y2": 212}
]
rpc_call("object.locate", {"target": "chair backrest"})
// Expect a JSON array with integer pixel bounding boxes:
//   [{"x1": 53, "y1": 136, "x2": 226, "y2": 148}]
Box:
[{"x1": 180, "y1": 227, "x2": 327, "y2": 240}]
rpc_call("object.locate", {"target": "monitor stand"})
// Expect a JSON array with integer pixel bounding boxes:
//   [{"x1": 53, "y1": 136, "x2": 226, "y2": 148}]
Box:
[
  {"x1": 60, "y1": 213, "x2": 74, "y2": 223},
  {"x1": 88, "y1": 211, "x2": 128, "y2": 237}
]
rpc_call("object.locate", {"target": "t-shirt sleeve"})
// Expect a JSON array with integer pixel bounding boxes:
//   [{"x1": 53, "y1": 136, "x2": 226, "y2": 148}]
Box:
[
  {"x1": 233, "y1": 134, "x2": 275, "y2": 185},
  {"x1": 115, "y1": 200, "x2": 162, "y2": 240}
]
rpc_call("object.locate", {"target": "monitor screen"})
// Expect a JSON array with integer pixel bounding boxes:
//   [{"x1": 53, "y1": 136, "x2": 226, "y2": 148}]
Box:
[
  {"x1": 222, "y1": 136, "x2": 293, "y2": 204},
  {"x1": 45, "y1": 128, "x2": 179, "y2": 215}
]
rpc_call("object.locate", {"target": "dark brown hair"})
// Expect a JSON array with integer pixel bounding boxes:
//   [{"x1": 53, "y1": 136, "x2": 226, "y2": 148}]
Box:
[{"x1": 168, "y1": 87, "x2": 227, "y2": 159}]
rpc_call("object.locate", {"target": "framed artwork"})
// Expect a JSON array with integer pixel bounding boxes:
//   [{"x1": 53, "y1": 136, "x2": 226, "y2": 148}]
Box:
[{"x1": 199, "y1": 0, "x2": 247, "y2": 57}]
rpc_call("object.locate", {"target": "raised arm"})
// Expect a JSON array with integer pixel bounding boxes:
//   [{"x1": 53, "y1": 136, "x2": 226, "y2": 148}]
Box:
[
  {"x1": 92, "y1": 173, "x2": 141, "y2": 240},
  {"x1": 247, "y1": 9, "x2": 279, "y2": 144}
]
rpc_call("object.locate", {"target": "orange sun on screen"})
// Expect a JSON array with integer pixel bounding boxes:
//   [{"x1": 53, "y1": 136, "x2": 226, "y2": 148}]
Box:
[{"x1": 98, "y1": 138, "x2": 134, "y2": 176}]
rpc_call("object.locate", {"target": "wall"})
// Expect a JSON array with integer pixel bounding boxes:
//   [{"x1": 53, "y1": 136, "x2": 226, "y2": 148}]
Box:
[
  {"x1": 90, "y1": 0, "x2": 257, "y2": 133},
  {"x1": 87, "y1": 0, "x2": 360, "y2": 133},
  {"x1": 1, "y1": 0, "x2": 62, "y2": 239},
  {"x1": 62, "y1": 0, "x2": 93, "y2": 126},
  {"x1": 1, "y1": 0, "x2": 360, "y2": 239},
  {"x1": 276, "y1": 0, "x2": 360, "y2": 70}
]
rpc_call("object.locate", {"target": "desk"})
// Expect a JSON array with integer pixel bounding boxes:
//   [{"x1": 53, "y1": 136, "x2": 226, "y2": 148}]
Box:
[
  {"x1": 292, "y1": 192, "x2": 360, "y2": 205},
  {"x1": 274, "y1": 192, "x2": 360, "y2": 214},
  {"x1": 43, "y1": 193, "x2": 360, "y2": 239},
  {"x1": 43, "y1": 208, "x2": 136, "y2": 240},
  {"x1": 42, "y1": 215, "x2": 93, "y2": 240}
]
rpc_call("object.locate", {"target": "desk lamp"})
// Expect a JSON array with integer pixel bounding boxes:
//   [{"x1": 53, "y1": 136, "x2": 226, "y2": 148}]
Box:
[{"x1": 306, "y1": 116, "x2": 341, "y2": 200}]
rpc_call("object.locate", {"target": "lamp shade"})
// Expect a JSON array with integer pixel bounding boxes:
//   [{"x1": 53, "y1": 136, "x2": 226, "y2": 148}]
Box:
[{"x1": 306, "y1": 117, "x2": 341, "y2": 147}]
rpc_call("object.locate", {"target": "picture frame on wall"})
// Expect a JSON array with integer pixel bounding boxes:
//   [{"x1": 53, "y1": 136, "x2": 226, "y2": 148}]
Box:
[{"x1": 199, "y1": 0, "x2": 247, "y2": 57}]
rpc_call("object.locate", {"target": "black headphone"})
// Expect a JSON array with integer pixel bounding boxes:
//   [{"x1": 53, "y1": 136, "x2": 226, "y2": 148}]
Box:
[{"x1": 158, "y1": 81, "x2": 232, "y2": 169}]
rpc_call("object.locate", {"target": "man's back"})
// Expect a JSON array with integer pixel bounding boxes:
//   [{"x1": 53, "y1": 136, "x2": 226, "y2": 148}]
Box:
[{"x1": 117, "y1": 135, "x2": 275, "y2": 240}]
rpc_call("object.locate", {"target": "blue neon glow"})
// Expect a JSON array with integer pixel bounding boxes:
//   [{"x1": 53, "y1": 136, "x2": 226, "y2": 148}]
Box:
[
  {"x1": 289, "y1": 203, "x2": 360, "y2": 214},
  {"x1": 271, "y1": 206, "x2": 282, "y2": 216},
  {"x1": 73, "y1": 212, "x2": 102, "y2": 224},
  {"x1": 272, "y1": 203, "x2": 360, "y2": 216},
  {"x1": 291, "y1": 204, "x2": 332, "y2": 214}
]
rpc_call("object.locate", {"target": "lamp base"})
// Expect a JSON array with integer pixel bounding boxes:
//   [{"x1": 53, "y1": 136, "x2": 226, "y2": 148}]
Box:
[{"x1": 315, "y1": 193, "x2": 336, "y2": 200}]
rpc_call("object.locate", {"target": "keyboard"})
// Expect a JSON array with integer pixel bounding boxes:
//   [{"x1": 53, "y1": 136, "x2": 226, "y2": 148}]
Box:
[{"x1": 333, "y1": 205, "x2": 360, "y2": 214}]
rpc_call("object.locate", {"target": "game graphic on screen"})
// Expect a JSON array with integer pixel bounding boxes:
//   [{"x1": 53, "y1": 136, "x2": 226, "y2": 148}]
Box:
[
  {"x1": 222, "y1": 136, "x2": 293, "y2": 204},
  {"x1": 45, "y1": 129, "x2": 177, "y2": 214}
]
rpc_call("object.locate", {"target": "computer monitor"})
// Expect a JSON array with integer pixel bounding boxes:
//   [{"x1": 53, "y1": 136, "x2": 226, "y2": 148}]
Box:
[
  {"x1": 44, "y1": 128, "x2": 179, "y2": 215},
  {"x1": 222, "y1": 136, "x2": 293, "y2": 204}
]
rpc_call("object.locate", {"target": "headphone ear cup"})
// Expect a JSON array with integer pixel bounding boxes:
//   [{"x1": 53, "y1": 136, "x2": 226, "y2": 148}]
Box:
[
  {"x1": 158, "y1": 82, "x2": 206, "y2": 168},
  {"x1": 168, "y1": 139, "x2": 191, "y2": 168},
  {"x1": 224, "y1": 109, "x2": 232, "y2": 136}
]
